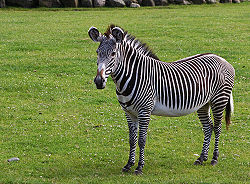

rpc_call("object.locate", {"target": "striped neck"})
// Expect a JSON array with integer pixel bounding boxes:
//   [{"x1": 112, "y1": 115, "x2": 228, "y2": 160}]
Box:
[{"x1": 111, "y1": 36, "x2": 157, "y2": 92}]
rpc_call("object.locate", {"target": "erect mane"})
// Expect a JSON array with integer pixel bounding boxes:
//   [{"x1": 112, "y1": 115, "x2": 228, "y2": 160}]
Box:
[
  {"x1": 124, "y1": 34, "x2": 159, "y2": 60},
  {"x1": 104, "y1": 24, "x2": 116, "y2": 38},
  {"x1": 104, "y1": 24, "x2": 159, "y2": 60}
]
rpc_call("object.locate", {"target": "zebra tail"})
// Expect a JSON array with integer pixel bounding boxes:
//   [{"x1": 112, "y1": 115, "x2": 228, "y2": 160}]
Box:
[{"x1": 225, "y1": 92, "x2": 234, "y2": 130}]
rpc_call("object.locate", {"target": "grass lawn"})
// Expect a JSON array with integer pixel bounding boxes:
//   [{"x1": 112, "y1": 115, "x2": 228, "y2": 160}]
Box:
[{"x1": 0, "y1": 2, "x2": 249, "y2": 183}]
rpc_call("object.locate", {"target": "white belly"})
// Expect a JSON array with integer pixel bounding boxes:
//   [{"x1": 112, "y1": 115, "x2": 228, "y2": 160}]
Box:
[{"x1": 152, "y1": 101, "x2": 202, "y2": 117}]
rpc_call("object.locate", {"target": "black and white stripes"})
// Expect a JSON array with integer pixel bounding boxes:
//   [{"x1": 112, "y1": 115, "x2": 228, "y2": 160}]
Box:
[{"x1": 88, "y1": 25, "x2": 235, "y2": 174}]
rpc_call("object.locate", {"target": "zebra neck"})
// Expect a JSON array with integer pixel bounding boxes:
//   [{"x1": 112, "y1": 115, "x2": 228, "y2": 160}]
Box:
[{"x1": 111, "y1": 44, "x2": 153, "y2": 94}]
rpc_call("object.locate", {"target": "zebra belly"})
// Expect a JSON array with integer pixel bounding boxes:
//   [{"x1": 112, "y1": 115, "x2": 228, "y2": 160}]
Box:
[{"x1": 152, "y1": 101, "x2": 202, "y2": 117}]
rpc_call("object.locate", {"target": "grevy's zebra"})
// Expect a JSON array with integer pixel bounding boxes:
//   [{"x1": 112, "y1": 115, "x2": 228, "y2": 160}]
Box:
[{"x1": 88, "y1": 25, "x2": 235, "y2": 174}]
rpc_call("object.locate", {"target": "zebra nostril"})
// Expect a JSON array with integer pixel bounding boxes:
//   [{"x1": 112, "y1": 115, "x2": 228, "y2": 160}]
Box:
[
  {"x1": 94, "y1": 75, "x2": 105, "y2": 87},
  {"x1": 94, "y1": 76, "x2": 100, "y2": 83}
]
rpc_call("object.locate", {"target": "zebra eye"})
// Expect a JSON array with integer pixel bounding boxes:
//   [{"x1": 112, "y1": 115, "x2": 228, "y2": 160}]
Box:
[{"x1": 111, "y1": 51, "x2": 116, "y2": 57}]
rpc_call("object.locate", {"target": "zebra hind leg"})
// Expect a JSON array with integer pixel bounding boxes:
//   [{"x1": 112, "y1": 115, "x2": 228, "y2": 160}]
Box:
[
  {"x1": 210, "y1": 92, "x2": 231, "y2": 166},
  {"x1": 194, "y1": 103, "x2": 213, "y2": 165},
  {"x1": 210, "y1": 105, "x2": 224, "y2": 166},
  {"x1": 122, "y1": 113, "x2": 138, "y2": 172}
]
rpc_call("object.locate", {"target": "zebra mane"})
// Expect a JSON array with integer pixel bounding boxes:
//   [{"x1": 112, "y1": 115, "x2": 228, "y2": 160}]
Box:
[
  {"x1": 104, "y1": 24, "x2": 116, "y2": 38},
  {"x1": 104, "y1": 25, "x2": 159, "y2": 60},
  {"x1": 124, "y1": 34, "x2": 159, "y2": 60}
]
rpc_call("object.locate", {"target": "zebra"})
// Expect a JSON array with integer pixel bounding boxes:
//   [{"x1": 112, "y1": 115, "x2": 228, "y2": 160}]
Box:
[{"x1": 88, "y1": 25, "x2": 235, "y2": 175}]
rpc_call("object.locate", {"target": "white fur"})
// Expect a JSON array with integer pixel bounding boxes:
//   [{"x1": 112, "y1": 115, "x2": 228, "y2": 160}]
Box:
[{"x1": 152, "y1": 101, "x2": 205, "y2": 117}]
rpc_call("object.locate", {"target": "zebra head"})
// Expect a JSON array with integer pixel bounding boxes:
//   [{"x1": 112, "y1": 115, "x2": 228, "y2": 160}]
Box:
[{"x1": 88, "y1": 26, "x2": 124, "y2": 89}]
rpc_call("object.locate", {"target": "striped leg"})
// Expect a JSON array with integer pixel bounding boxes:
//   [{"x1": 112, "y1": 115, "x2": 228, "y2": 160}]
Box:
[
  {"x1": 211, "y1": 105, "x2": 224, "y2": 165},
  {"x1": 122, "y1": 112, "x2": 138, "y2": 172},
  {"x1": 134, "y1": 110, "x2": 151, "y2": 175},
  {"x1": 210, "y1": 91, "x2": 230, "y2": 165},
  {"x1": 194, "y1": 103, "x2": 213, "y2": 165}
]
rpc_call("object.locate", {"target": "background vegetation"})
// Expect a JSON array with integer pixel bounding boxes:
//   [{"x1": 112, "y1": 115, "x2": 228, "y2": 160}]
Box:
[{"x1": 0, "y1": 3, "x2": 249, "y2": 183}]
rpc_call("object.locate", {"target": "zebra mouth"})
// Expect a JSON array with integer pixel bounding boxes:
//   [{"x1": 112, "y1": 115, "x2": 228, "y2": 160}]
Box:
[
  {"x1": 94, "y1": 75, "x2": 106, "y2": 89},
  {"x1": 96, "y1": 85, "x2": 105, "y2": 89}
]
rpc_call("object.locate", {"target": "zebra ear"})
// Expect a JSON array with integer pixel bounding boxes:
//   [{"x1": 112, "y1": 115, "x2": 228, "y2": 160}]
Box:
[
  {"x1": 111, "y1": 27, "x2": 124, "y2": 43},
  {"x1": 88, "y1": 27, "x2": 102, "y2": 42}
]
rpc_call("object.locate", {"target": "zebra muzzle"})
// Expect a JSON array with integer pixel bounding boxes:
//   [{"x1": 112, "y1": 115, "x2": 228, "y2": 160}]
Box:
[{"x1": 94, "y1": 69, "x2": 106, "y2": 89}]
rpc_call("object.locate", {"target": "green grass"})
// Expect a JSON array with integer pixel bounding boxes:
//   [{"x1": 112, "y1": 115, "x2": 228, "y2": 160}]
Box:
[{"x1": 0, "y1": 3, "x2": 249, "y2": 183}]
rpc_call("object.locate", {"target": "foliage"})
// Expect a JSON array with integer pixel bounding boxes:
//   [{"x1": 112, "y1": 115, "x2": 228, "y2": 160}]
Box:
[{"x1": 0, "y1": 3, "x2": 249, "y2": 183}]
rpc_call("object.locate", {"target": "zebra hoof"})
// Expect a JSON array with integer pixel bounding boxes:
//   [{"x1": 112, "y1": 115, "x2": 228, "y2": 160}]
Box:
[
  {"x1": 211, "y1": 159, "x2": 218, "y2": 166},
  {"x1": 194, "y1": 159, "x2": 203, "y2": 165},
  {"x1": 122, "y1": 162, "x2": 134, "y2": 172},
  {"x1": 134, "y1": 169, "x2": 143, "y2": 175},
  {"x1": 122, "y1": 165, "x2": 130, "y2": 172},
  {"x1": 122, "y1": 167, "x2": 130, "y2": 172}
]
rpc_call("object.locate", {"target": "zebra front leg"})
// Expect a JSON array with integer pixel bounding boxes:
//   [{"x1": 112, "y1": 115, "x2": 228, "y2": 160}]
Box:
[
  {"x1": 122, "y1": 112, "x2": 138, "y2": 172},
  {"x1": 134, "y1": 111, "x2": 151, "y2": 175},
  {"x1": 195, "y1": 103, "x2": 213, "y2": 165}
]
